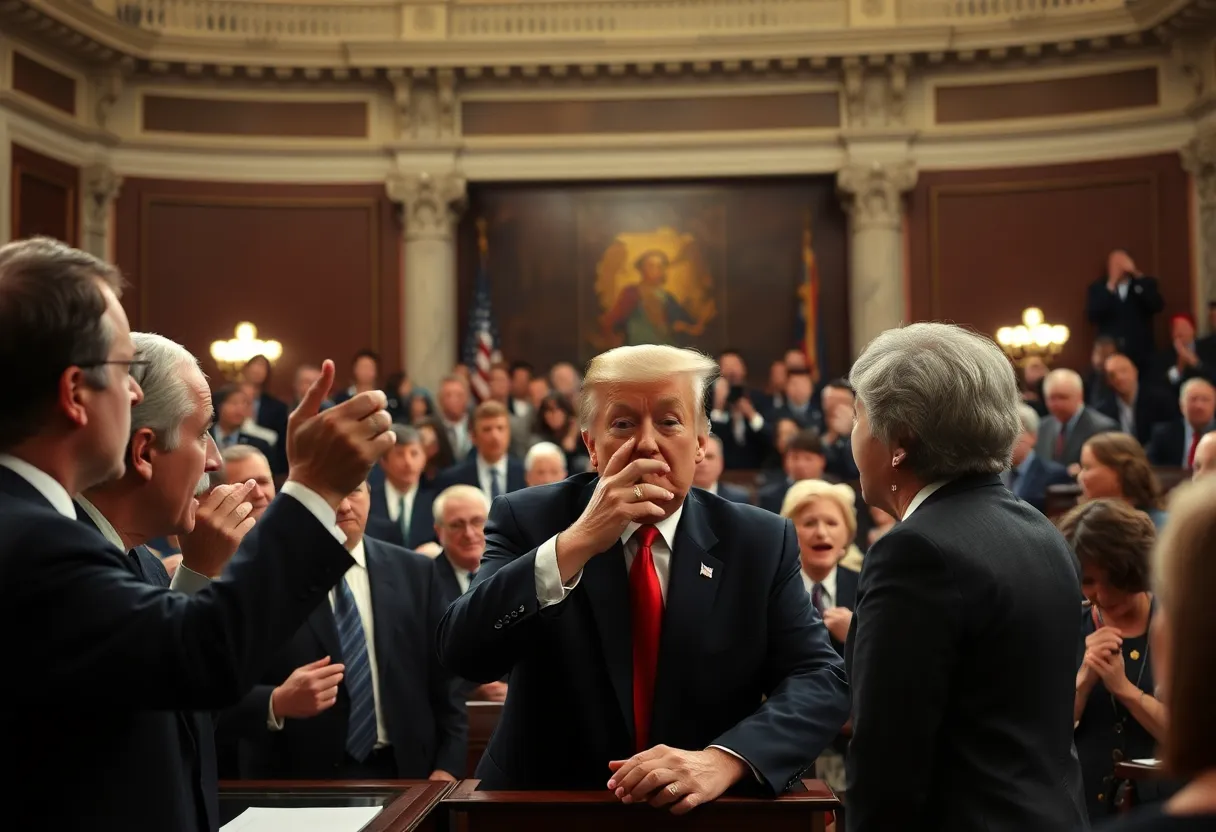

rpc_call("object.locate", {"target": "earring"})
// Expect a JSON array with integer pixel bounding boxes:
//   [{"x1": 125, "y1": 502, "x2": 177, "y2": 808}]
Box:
[{"x1": 890, "y1": 483, "x2": 898, "y2": 492}]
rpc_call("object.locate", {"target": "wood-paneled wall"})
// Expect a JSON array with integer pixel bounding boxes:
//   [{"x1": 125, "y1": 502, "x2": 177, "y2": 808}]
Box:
[
  {"x1": 10, "y1": 144, "x2": 78, "y2": 245},
  {"x1": 113, "y1": 179, "x2": 402, "y2": 399},
  {"x1": 906, "y1": 153, "x2": 1193, "y2": 372}
]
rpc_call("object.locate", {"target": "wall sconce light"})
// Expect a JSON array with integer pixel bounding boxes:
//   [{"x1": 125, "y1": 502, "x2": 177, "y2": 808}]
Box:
[
  {"x1": 210, "y1": 322, "x2": 282, "y2": 378},
  {"x1": 996, "y1": 307, "x2": 1070, "y2": 365}
]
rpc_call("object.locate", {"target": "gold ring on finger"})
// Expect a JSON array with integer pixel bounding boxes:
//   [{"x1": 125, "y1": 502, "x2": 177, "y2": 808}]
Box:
[
  {"x1": 634, "y1": 484, "x2": 643, "y2": 500},
  {"x1": 668, "y1": 784, "x2": 679, "y2": 796}
]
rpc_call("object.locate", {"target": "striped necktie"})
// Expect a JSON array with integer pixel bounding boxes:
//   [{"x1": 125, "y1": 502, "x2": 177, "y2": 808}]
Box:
[{"x1": 334, "y1": 577, "x2": 376, "y2": 762}]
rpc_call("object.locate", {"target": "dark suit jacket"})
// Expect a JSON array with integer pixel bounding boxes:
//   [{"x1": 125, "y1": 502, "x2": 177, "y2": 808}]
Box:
[
  {"x1": 210, "y1": 427, "x2": 274, "y2": 462},
  {"x1": 365, "y1": 480, "x2": 437, "y2": 550},
  {"x1": 1010, "y1": 455, "x2": 1074, "y2": 514},
  {"x1": 434, "y1": 551, "x2": 468, "y2": 606},
  {"x1": 715, "y1": 482, "x2": 752, "y2": 504},
  {"x1": 1155, "y1": 341, "x2": 1216, "y2": 391},
  {"x1": 0, "y1": 467, "x2": 352, "y2": 831},
  {"x1": 254, "y1": 393, "x2": 291, "y2": 474},
  {"x1": 757, "y1": 478, "x2": 791, "y2": 514},
  {"x1": 827, "y1": 566, "x2": 858, "y2": 656},
  {"x1": 235, "y1": 538, "x2": 467, "y2": 779},
  {"x1": 767, "y1": 402, "x2": 821, "y2": 431},
  {"x1": 1096, "y1": 387, "x2": 1179, "y2": 445},
  {"x1": 434, "y1": 456, "x2": 526, "y2": 497},
  {"x1": 844, "y1": 475, "x2": 1087, "y2": 832},
  {"x1": 1034, "y1": 407, "x2": 1119, "y2": 466},
  {"x1": 1085, "y1": 275, "x2": 1164, "y2": 371},
  {"x1": 1146, "y1": 419, "x2": 1215, "y2": 467},
  {"x1": 436, "y1": 473, "x2": 850, "y2": 793},
  {"x1": 709, "y1": 408, "x2": 769, "y2": 470}
]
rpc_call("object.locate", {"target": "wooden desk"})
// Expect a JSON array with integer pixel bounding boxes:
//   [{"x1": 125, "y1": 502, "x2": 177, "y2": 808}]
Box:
[
  {"x1": 465, "y1": 701, "x2": 503, "y2": 776},
  {"x1": 438, "y1": 778, "x2": 840, "y2": 832},
  {"x1": 218, "y1": 780, "x2": 452, "y2": 831}
]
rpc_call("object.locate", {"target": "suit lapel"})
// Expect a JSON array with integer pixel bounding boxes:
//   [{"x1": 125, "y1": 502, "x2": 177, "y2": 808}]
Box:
[
  {"x1": 581, "y1": 540, "x2": 634, "y2": 742},
  {"x1": 307, "y1": 594, "x2": 343, "y2": 661},
  {"x1": 365, "y1": 540, "x2": 400, "y2": 678},
  {"x1": 650, "y1": 493, "x2": 721, "y2": 741}
]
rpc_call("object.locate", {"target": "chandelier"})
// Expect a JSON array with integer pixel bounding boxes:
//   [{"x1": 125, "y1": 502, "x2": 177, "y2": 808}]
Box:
[
  {"x1": 995, "y1": 307, "x2": 1070, "y2": 365},
  {"x1": 210, "y1": 322, "x2": 282, "y2": 378}
]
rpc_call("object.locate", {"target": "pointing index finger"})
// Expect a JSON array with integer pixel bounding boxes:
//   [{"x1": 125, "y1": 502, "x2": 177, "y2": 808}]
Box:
[{"x1": 600, "y1": 437, "x2": 636, "y2": 480}]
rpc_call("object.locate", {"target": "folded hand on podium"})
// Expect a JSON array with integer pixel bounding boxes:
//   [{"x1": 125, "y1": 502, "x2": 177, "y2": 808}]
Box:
[{"x1": 606, "y1": 745, "x2": 747, "y2": 815}]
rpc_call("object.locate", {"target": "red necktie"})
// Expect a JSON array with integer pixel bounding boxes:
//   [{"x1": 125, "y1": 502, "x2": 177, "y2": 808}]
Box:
[
  {"x1": 1188, "y1": 432, "x2": 1201, "y2": 468},
  {"x1": 629, "y1": 524, "x2": 663, "y2": 752},
  {"x1": 1054, "y1": 423, "x2": 1067, "y2": 461}
]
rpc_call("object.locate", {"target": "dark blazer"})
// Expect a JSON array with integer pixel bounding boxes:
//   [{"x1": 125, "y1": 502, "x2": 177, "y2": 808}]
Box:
[
  {"x1": 757, "y1": 478, "x2": 790, "y2": 514},
  {"x1": 1009, "y1": 454, "x2": 1074, "y2": 513},
  {"x1": 828, "y1": 566, "x2": 858, "y2": 656},
  {"x1": 210, "y1": 426, "x2": 274, "y2": 462},
  {"x1": 1086, "y1": 275, "x2": 1164, "y2": 371},
  {"x1": 715, "y1": 481, "x2": 752, "y2": 504},
  {"x1": 844, "y1": 475, "x2": 1087, "y2": 832},
  {"x1": 436, "y1": 473, "x2": 850, "y2": 793},
  {"x1": 1146, "y1": 419, "x2": 1215, "y2": 467},
  {"x1": 0, "y1": 466, "x2": 352, "y2": 832},
  {"x1": 709, "y1": 410, "x2": 769, "y2": 470},
  {"x1": 1035, "y1": 407, "x2": 1119, "y2": 467},
  {"x1": 434, "y1": 551, "x2": 469, "y2": 607},
  {"x1": 254, "y1": 393, "x2": 291, "y2": 475},
  {"x1": 366, "y1": 480, "x2": 437, "y2": 550},
  {"x1": 1096, "y1": 387, "x2": 1179, "y2": 446},
  {"x1": 434, "y1": 456, "x2": 526, "y2": 496},
  {"x1": 767, "y1": 402, "x2": 821, "y2": 431},
  {"x1": 1155, "y1": 341, "x2": 1216, "y2": 391},
  {"x1": 236, "y1": 538, "x2": 467, "y2": 779}
]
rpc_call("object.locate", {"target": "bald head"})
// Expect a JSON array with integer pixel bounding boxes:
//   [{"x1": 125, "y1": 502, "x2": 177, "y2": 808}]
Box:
[{"x1": 1193, "y1": 432, "x2": 1216, "y2": 481}]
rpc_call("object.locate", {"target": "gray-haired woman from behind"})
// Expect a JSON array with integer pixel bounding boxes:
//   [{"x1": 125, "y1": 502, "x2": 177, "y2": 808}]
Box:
[{"x1": 844, "y1": 322, "x2": 1090, "y2": 832}]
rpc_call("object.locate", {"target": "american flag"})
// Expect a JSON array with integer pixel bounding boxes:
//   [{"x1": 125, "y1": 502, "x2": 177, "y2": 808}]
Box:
[{"x1": 462, "y1": 236, "x2": 502, "y2": 402}]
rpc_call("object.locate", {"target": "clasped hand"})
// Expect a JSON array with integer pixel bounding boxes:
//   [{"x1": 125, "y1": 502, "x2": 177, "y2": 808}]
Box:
[
  {"x1": 606, "y1": 745, "x2": 746, "y2": 815},
  {"x1": 1082, "y1": 625, "x2": 1132, "y2": 696}
]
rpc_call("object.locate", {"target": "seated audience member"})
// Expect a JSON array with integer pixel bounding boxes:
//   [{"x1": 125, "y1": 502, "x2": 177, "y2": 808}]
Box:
[
  {"x1": 1191, "y1": 432, "x2": 1216, "y2": 481},
  {"x1": 1037, "y1": 368, "x2": 1120, "y2": 467},
  {"x1": 384, "y1": 370, "x2": 430, "y2": 426},
  {"x1": 1087, "y1": 249, "x2": 1163, "y2": 375},
  {"x1": 1058, "y1": 500, "x2": 1171, "y2": 822},
  {"x1": 507, "y1": 360, "x2": 535, "y2": 421},
  {"x1": 409, "y1": 393, "x2": 433, "y2": 422},
  {"x1": 1097, "y1": 353, "x2": 1178, "y2": 445},
  {"x1": 485, "y1": 362, "x2": 533, "y2": 459},
  {"x1": 415, "y1": 416, "x2": 457, "y2": 485},
  {"x1": 1147, "y1": 378, "x2": 1216, "y2": 469},
  {"x1": 333, "y1": 349, "x2": 381, "y2": 405},
  {"x1": 1085, "y1": 337, "x2": 1119, "y2": 408},
  {"x1": 435, "y1": 401, "x2": 525, "y2": 498},
  {"x1": 709, "y1": 351, "x2": 769, "y2": 470},
  {"x1": 1007, "y1": 403, "x2": 1073, "y2": 513},
  {"x1": 530, "y1": 391, "x2": 590, "y2": 474},
  {"x1": 757, "y1": 428, "x2": 829, "y2": 513},
  {"x1": 1157, "y1": 313, "x2": 1216, "y2": 393},
  {"x1": 768, "y1": 367, "x2": 820, "y2": 428},
  {"x1": 754, "y1": 358, "x2": 788, "y2": 414},
  {"x1": 548, "y1": 360, "x2": 581, "y2": 407},
  {"x1": 1079, "y1": 432, "x2": 1168, "y2": 529},
  {"x1": 431, "y1": 484, "x2": 505, "y2": 703},
  {"x1": 694, "y1": 434, "x2": 751, "y2": 503},
  {"x1": 527, "y1": 375, "x2": 551, "y2": 410},
  {"x1": 211, "y1": 384, "x2": 273, "y2": 460},
  {"x1": 1022, "y1": 354, "x2": 1050, "y2": 415},
  {"x1": 760, "y1": 416, "x2": 801, "y2": 474},
  {"x1": 366, "y1": 425, "x2": 436, "y2": 550},
  {"x1": 437, "y1": 344, "x2": 849, "y2": 803},
  {"x1": 523, "y1": 441, "x2": 568, "y2": 487},
  {"x1": 241, "y1": 355, "x2": 290, "y2": 474},
  {"x1": 436, "y1": 374, "x2": 474, "y2": 459},
  {"x1": 818, "y1": 379, "x2": 860, "y2": 480},
  {"x1": 292, "y1": 364, "x2": 333, "y2": 410},
  {"x1": 238, "y1": 481, "x2": 466, "y2": 782},
  {"x1": 1095, "y1": 480, "x2": 1216, "y2": 830},
  {"x1": 220, "y1": 444, "x2": 276, "y2": 520},
  {"x1": 864, "y1": 505, "x2": 895, "y2": 550}
]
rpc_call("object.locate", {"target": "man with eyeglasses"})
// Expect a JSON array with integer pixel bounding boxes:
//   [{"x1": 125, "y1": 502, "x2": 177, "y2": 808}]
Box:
[{"x1": 0, "y1": 237, "x2": 396, "y2": 830}]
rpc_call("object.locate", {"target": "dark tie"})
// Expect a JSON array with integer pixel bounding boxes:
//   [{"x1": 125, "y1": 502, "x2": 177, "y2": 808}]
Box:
[
  {"x1": 334, "y1": 577, "x2": 376, "y2": 762},
  {"x1": 630, "y1": 525, "x2": 663, "y2": 752},
  {"x1": 811, "y1": 582, "x2": 825, "y2": 616},
  {"x1": 1053, "y1": 423, "x2": 1067, "y2": 460},
  {"x1": 490, "y1": 468, "x2": 503, "y2": 500},
  {"x1": 396, "y1": 494, "x2": 409, "y2": 543},
  {"x1": 1188, "y1": 432, "x2": 1201, "y2": 468}
]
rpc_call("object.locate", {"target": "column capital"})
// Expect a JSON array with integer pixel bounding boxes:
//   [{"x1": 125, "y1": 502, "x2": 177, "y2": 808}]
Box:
[
  {"x1": 836, "y1": 160, "x2": 917, "y2": 230},
  {"x1": 1182, "y1": 128, "x2": 1216, "y2": 207},
  {"x1": 387, "y1": 171, "x2": 467, "y2": 240},
  {"x1": 81, "y1": 163, "x2": 123, "y2": 258}
]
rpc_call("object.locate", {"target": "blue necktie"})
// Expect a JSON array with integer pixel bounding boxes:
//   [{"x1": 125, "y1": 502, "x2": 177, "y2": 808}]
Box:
[
  {"x1": 334, "y1": 577, "x2": 376, "y2": 762},
  {"x1": 490, "y1": 468, "x2": 502, "y2": 500}
]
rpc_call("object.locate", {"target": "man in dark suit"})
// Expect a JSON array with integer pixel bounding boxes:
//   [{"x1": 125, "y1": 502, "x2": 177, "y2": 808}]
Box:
[
  {"x1": 1035, "y1": 368, "x2": 1119, "y2": 467},
  {"x1": 757, "y1": 429, "x2": 830, "y2": 514},
  {"x1": 366, "y1": 424, "x2": 437, "y2": 549},
  {"x1": 707, "y1": 350, "x2": 769, "y2": 470},
  {"x1": 693, "y1": 435, "x2": 751, "y2": 503},
  {"x1": 1085, "y1": 249, "x2": 1164, "y2": 373},
  {"x1": 1146, "y1": 377, "x2": 1216, "y2": 468},
  {"x1": 1095, "y1": 353, "x2": 1178, "y2": 445},
  {"x1": 1007, "y1": 404, "x2": 1073, "y2": 514},
  {"x1": 211, "y1": 384, "x2": 274, "y2": 461},
  {"x1": 237, "y1": 481, "x2": 466, "y2": 781},
  {"x1": 1156, "y1": 313, "x2": 1216, "y2": 392},
  {"x1": 766, "y1": 368, "x2": 821, "y2": 429},
  {"x1": 0, "y1": 237, "x2": 396, "y2": 832},
  {"x1": 434, "y1": 400, "x2": 525, "y2": 498},
  {"x1": 437, "y1": 344, "x2": 849, "y2": 811}
]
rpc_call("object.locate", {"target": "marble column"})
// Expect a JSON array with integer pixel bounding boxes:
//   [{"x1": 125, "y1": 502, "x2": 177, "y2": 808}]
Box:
[
  {"x1": 1183, "y1": 131, "x2": 1216, "y2": 321},
  {"x1": 837, "y1": 160, "x2": 917, "y2": 357},
  {"x1": 386, "y1": 171, "x2": 467, "y2": 394},
  {"x1": 82, "y1": 163, "x2": 122, "y2": 259},
  {"x1": 0, "y1": 116, "x2": 11, "y2": 246}
]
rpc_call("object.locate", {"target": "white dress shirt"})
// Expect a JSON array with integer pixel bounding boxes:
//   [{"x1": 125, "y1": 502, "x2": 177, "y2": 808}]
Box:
[
  {"x1": 453, "y1": 562, "x2": 475, "y2": 595},
  {"x1": 444, "y1": 416, "x2": 471, "y2": 458},
  {"x1": 384, "y1": 480, "x2": 418, "y2": 539},
  {"x1": 801, "y1": 567, "x2": 838, "y2": 611},
  {"x1": 1117, "y1": 394, "x2": 1137, "y2": 436},
  {"x1": 900, "y1": 480, "x2": 952, "y2": 521},
  {"x1": 476, "y1": 455, "x2": 510, "y2": 499},
  {"x1": 329, "y1": 539, "x2": 389, "y2": 748}
]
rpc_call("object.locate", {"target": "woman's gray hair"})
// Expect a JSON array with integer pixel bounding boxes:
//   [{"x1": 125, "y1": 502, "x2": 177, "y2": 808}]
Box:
[
  {"x1": 130, "y1": 332, "x2": 202, "y2": 451},
  {"x1": 849, "y1": 323, "x2": 1020, "y2": 481}
]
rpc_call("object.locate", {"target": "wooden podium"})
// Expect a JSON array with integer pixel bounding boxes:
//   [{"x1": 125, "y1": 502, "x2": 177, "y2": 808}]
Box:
[
  {"x1": 436, "y1": 779, "x2": 840, "y2": 832},
  {"x1": 218, "y1": 780, "x2": 450, "y2": 831}
]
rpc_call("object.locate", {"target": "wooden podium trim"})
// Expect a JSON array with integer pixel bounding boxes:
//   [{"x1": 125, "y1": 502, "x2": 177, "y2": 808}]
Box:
[
  {"x1": 219, "y1": 780, "x2": 454, "y2": 831},
  {"x1": 443, "y1": 778, "x2": 838, "y2": 805}
]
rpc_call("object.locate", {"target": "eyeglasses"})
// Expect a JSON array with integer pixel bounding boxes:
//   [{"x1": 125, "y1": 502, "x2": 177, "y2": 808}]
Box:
[
  {"x1": 79, "y1": 359, "x2": 151, "y2": 378},
  {"x1": 443, "y1": 518, "x2": 486, "y2": 533}
]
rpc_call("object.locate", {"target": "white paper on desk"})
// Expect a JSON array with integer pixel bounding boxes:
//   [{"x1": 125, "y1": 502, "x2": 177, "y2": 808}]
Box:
[
  {"x1": 1132, "y1": 758, "x2": 1161, "y2": 766},
  {"x1": 220, "y1": 806, "x2": 381, "y2": 832}
]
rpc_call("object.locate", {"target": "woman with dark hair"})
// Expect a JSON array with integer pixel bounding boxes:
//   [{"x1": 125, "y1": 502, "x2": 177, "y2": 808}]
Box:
[
  {"x1": 384, "y1": 370, "x2": 432, "y2": 425},
  {"x1": 414, "y1": 415, "x2": 456, "y2": 485},
  {"x1": 1097, "y1": 480, "x2": 1216, "y2": 829},
  {"x1": 1060, "y1": 499, "x2": 1172, "y2": 822},
  {"x1": 529, "y1": 392, "x2": 589, "y2": 474},
  {"x1": 240, "y1": 354, "x2": 289, "y2": 473},
  {"x1": 1079, "y1": 432, "x2": 1168, "y2": 528}
]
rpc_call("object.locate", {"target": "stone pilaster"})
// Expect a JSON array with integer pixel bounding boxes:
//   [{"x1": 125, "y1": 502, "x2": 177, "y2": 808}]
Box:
[
  {"x1": 1182, "y1": 129, "x2": 1216, "y2": 326},
  {"x1": 82, "y1": 163, "x2": 122, "y2": 259}
]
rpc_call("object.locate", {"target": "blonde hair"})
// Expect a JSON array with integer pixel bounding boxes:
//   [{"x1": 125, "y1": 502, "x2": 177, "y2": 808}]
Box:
[
  {"x1": 779, "y1": 479, "x2": 858, "y2": 542},
  {"x1": 578, "y1": 344, "x2": 717, "y2": 434}
]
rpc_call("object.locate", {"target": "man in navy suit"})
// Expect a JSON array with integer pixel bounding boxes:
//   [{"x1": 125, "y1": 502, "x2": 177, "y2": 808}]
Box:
[
  {"x1": 524, "y1": 442, "x2": 569, "y2": 487},
  {"x1": 211, "y1": 384, "x2": 274, "y2": 461},
  {"x1": 757, "y1": 429, "x2": 830, "y2": 514},
  {"x1": 434, "y1": 400, "x2": 526, "y2": 498},
  {"x1": 1007, "y1": 404, "x2": 1073, "y2": 514},
  {"x1": 367, "y1": 424, "x2": 437, "y2": 549},
  {"x1": 693, "y1": 435, "x2": 751, "y2": 503},
  {"x1": 237, "y1": 481, "x2": 467, "y2": 781},
  {"x1": 1147, "y1": 377, "x2": 1216, "y2": 468},
  {"x1": 437, "y1": 344, "x2": 849, "y2": 812},
  {"x1": 1095, "y1": 353, "x2": 1177, "y2": 445},
  {"x1": 1085, "y1": 249, "x2": 1163, "y2": 374},
  {"x1": 0, "y1": 238, "x2": 396, "y2": 832}
]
